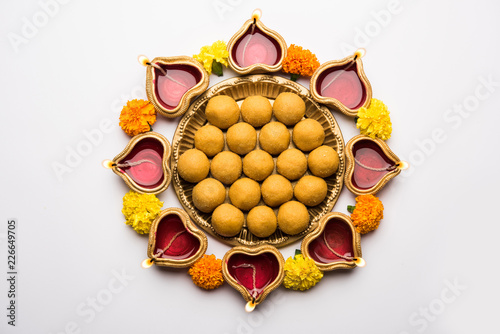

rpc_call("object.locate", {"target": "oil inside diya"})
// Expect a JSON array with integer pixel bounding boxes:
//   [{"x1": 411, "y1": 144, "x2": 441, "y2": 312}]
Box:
[
  {"x1": 145, "y1": 208, "x2": 207, "y2": 268},
  {"x1": 227, "y1": 253, "x2": 280, "y2": 299},
  {"x1": 310, "y1": 49, "x2": 372, "y2": 117},
  {"x1": 344, "y1": 135, "x2": 405, "y2": 196},
  {"x1": 222, "y1": 246, "x2": 284, "y2": 310},
  {"x1": 153, "y1": 213, "x2": 201, "y2": 260},
  {"x1": 153, "y1": 63, "x2": 203, "y2": 111},
  {"x1": 232, "y1": 25, "x2": 281, "y2": 68},
  {"x1": 301, "y1": 212, "x2": 363, "y2": 271},
  {"x1": 107, "y1": 132, "x2": 172, "y2": 195},
  {"x1": 315, "y1": 62, "x2": 367, "y2": 110},
  {"x1": 116, "y1": 137, "x2": 165, "y2": 189},
  {"x1": 143, "y1": 56, "x2": 209, "y2": 118},
  {"x1": 227, "y1": 10, "x2": 286, "y2": 74}
]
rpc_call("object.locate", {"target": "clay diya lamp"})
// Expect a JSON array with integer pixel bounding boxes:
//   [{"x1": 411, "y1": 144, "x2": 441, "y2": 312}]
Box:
[
  {"x1": 344, "y1": 134, "x2": 408, "y2": 196},
  {"x1": 310, "y1": 49, "x2": 372, "y2": 117},
  {"x1": 222, "y1": 245, "x2": 284, "y2": 312},
  {"x1": 141, "y1": 208, "x2": 207, "y2": 269},
  {"x1": 301, "y1": 212, "x2": 364, "y2": 271},
  {"x1": 103, "y1": 132, "x2": 171, "y2": 195},
  {"x1": 227, "y1": 9, "x2": 287, "y2": 75},
  {"x1": 139, "y1": 55, "x2": 209, "y2": 118}
]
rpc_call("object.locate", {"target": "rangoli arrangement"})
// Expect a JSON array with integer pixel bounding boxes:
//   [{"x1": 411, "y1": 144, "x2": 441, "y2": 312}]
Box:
[{"x1": 103, "y1": 9, "x2": 407, "y2": 312}]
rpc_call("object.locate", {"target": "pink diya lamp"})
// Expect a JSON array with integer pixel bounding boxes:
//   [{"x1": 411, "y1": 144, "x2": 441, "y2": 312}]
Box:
[
  {"x1": 344, "y1": 135, "x2": 409, "y2": 196},
  {"x1": 141, "y1": 208, "x2": 207, "y2": 269},
  {"x1": 139, "y1": 55, "x2": 209, "y2": 118},
  {"x1": 301, "y1": 212, "x2": 365, "y2": 271},
  {"x1": 227, "y1": 9, "x2": 287, "y2": 75},
  {"x1": 310, "y1": 48, "x2": 372, "y2": 117},
  {"x1": 102, "y1": 132, "x2": 171, "y2": 195},
  {"x1": 222, "y1": 245, "x2": 284, "y2": 312}
]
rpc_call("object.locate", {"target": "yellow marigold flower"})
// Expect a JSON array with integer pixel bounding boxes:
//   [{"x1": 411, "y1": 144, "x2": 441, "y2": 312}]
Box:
[
  {"x1": 189, "y1": 254, "x2": 224, "y2": 290},
  {"x1": 356, "y1": 98, "x2": 392, "y2": 140},
  {"x1": 350, "y1": 194, "x2": 384, "y2": 234},
  {"x1": 283, "y1": 254, "x2": 323, "y2": 291},
  {"x1": 122, "y1": 191, "x2": 163, "y2": 234},
  {"x1": 119, "y1": 99, "x2": 156, "y2": 137},
  {"x1": 282, "y1": 44, "x2": 320, "y2": 81},
  {"x1": 193, "y1": 40, "x2": 229, "y2": 76}
]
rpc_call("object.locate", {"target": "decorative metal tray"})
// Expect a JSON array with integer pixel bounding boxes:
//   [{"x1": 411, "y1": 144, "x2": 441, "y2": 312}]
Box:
[{"x1": 171, "y1": 74, "x2": 345, "y2": 248}]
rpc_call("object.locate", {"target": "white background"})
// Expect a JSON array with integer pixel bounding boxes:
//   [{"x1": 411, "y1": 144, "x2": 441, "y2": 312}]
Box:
[{"x1": 1, "y1": 0, "x2": 499, "y2": 333}]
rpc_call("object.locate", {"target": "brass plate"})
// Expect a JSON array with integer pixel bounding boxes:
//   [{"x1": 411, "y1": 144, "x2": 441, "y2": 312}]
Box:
[{"x1": 171, "y1": 75, "x2": 345, "y2": 248}]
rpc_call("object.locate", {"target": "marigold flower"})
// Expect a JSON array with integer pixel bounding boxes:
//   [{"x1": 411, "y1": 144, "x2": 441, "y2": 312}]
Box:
[
  {"x1": 189, "y1": 254, "x2": 224, "y2": 290},
  {"x1": 193, "y1": 40, "x2": 229, "y2": 76},
  {"x1": 350, "y1": 194, "x2": 384, "y2": 234},
  {"x1": 282, "y1": 44, "x2": 320, "y2": 81},
  {"x1": 283, "y1": 253, "x2": 323, "y2": 291},
  {"x1": 356, "y1": 98, "x2": 392, "y2": 140},
  {"x1": 122, "y1": 191, "x2": 163, "y2": 234},
  {"x1": 119, "y1": 99, "x2": 157, "y2": 136}
]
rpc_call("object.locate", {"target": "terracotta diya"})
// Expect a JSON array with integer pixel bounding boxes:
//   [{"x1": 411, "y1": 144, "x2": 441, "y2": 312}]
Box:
[
  {"x1": 310, "y1": 49, "x2": 372, "y2": 117},
  {"x1": 222, "y1": 245, "x2": 284, "y2": 312},
  {"x1": 227, "y1": 9, "x2": 287, "y2": 75},
  {"x1": 345, "y1": 135, "x2": 408, "y2": 196},
  {"x1": 139, "y1": 55, "x2": 209, "y2": 118},
  {"x1": 301, "y1": 212, "x2": 364, "y2": 271},
  {"x1": 142, "y1": 208, "x2": 207, "y2": 269},
  {"x1": 103, "y1": 132, "x2": 171, "y2": 195}
]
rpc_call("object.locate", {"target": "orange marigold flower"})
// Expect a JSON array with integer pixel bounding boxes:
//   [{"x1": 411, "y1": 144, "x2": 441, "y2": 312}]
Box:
[
  {"x1": 282, "y1": 44, "x2": 320, "y2": 80},
  {"x1": 188, "y1": 254, "x2": 224, "y2": 290},
  {"x1": 119, "y1": 99, "x2": 156, "y2": 136},
  {"x1": 350, "y1": 194, "x2": 384, "y2": 234}
]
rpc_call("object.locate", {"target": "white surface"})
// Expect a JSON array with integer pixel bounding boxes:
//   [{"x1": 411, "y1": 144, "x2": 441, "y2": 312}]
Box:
[{"x1": 1, "y1": 0, "x2": 499, "y2": 333}]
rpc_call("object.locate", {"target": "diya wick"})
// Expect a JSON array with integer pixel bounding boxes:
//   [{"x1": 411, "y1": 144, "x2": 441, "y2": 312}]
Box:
[{"x1": 141, "y1": 230, "x2": 186, "y2": 269}]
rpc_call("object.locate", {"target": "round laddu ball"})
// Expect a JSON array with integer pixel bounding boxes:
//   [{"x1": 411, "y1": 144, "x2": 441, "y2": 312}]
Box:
[
  {"x1": 259, "y1": 121, "x2": 290, "y2": 155},
  {"x1": 241, "y1": 96, "x2": 273, "y2": 127},
  {"x1": 242, "y1": 150, "x2": 274, "y2": 181},
  {"x1": 194, "y1": 125, "x2": 224, "y2": 157},
  {"x1": 210, "y1": 151, "x2": 242, "y2": 185},
  {"x1": 308, "y1": 145, "x2": 339, "y2": 178},
  {"x1": 294, "y1": 175, "x2": 328, "y2": 206},
  {"x1": 261, "y1": 174, "x2": 293, "y2": 207},
  {"x1": 292, "y1": 118, "x2": 325, "y2": 151},
  {"x1": 272, "y1": 92, "x2": 306, "y2": 126},
  {"x1": 226, "y1": 122, "x2": 257, "y2": 155},
  {"x1": 247, "y1": 206, "x2": 277, "y2": 238},
  {"x1": 192, "y1": 178, "x2": 226, "y2": 213},
  {"x1": 277, "y1": 201, "x2": 310, "y2": 235},
  {"x1": 276, "y1": 148, "x2": 307, "y2": 180},
  {"x1": 205, "y1": 95, "x2": 240, "y2": 129},
  {"x1": 229, "y1": 178, "x2": 261, "y2": 211},
  {"x1": 211, "y1": 203, "x2": 244, "y2": 237},
  {"x1": 177, "y1": 148, "x2": 210, "y2": 183}
]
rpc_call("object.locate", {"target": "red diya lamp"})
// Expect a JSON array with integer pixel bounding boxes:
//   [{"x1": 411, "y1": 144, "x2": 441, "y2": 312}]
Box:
[
  {"x1": 227, "y1": 9, "x2": 287, "y2": 75},
  {"x1": 222, "y1": 245, "x2": 284, "y2": 312},
  {"x1": 310, "y1": 49, "x2": 372, "y2": 117},
  {"x1": 344, "y1": 135, "x2": 408, "y2": 196},
  {"x1": 139, "y1": 55, "x2": 209, "y2": 118},
  {"x1": 301, "y1": 212, "x2": 364, "y2": 271},
  {"x1": 103, "y1": 132, "x2": 172, "y2": 195},
  {"x1": 141, "y1": 208, "x2": 207, "y2": 268}
]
